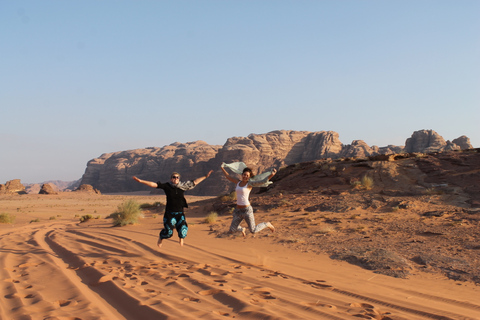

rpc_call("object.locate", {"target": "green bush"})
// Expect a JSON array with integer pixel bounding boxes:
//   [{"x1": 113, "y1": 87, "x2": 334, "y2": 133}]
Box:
[
  {"x1": 0, "y1": 213, "x2": 15, "y2": 224},
  {"x1": 112, "y1": 200, "x2": 143, "y2": 226}
]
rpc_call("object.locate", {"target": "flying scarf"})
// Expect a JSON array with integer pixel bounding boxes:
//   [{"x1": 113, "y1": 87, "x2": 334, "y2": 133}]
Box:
[{"x1": 221, "y1": 162, "x2": 273, "y2": 187}]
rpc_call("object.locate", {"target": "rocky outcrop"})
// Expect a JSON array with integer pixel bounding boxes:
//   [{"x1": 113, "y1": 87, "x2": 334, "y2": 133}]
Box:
[
  {"x1": 404, "y1": 130, "x2": 472, "y2": 153},
  {"x1": 0, "y1": 179, "x2": 26, "y2": 194},
  {"x1": 74, "y1": 184, "x2": 101, "y2": 194},
  {"x1": 26, "y1": 180, "x2": 79, "y2": 194},
  {"x1": 80, "y1": 129, "x2": 473, "y2": 195},
  {"x1": 39, "y1": 183, "x2": 58, "y2": 195},
  {"x1": 80, "y1": 141, "x2": 221, "y2": 194},
  {"x1": 452, "y1": 136, "x2": 472, "y2": 150}
]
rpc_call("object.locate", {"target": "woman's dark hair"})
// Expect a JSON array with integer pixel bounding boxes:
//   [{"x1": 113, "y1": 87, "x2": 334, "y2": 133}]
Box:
[{"x1": 242, "y1": 167, "x2": 255, "y2": 178}]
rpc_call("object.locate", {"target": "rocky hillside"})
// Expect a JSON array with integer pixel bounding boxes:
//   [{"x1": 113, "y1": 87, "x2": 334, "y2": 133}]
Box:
[
  {"x1": 209, "y1": 148, "x2": 480, "y2": 282},
  {"x1": 80, "y1": 129, "x2": 472, "y2": 195}
]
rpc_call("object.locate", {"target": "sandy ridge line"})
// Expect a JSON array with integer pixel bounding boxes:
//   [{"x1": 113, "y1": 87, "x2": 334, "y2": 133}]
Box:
[
  {"x1": 386, "y1": 287, "x2": 480, "y2": 312},
  {"x1": 0, "y1": 246, "x2": 22, "y2": 320},
  {"x1": 186, "y1": 242, "x2": 474, "y2": 320},
  {"x1": 67, "y1": 224, "x2": 480, "y2": 319},
  {"x1": 64, "y1": 229, "x2": 291, "y2": 318},
  {"x1": 40, "y1": 227, "x2": 190, "y2": 320},
  {"x1": 64, "y1": 227, "x2": 353, "y2": 319},
  {"x1": 31, "y1": 224, "x2": 127, "y2": 319}
]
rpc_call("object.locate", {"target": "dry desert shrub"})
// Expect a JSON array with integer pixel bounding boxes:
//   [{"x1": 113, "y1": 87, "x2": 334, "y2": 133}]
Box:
[
  {"x1": 140, "y1": 201, "x2": 164, "y2": 209},
  {"x1": 111, "y1": 200, "x2": 143, "y2": 226},
  {"x1": 360, "y1": 175, "x2": 374, "y2": 190},
  {"x1": 0, "y1": 213, "x2": 15, "y2": 224},
  {"x1": 79, "y1": 214, "x2": 100, "y2": 222},
  {"x1": 219, "y1": 191, "x2": 236, "y2": 202},
  {"x1": 316, "y1": 225, "x2": 335, "y2": 235},
  {"x1": 204, "y1": 211, "x2": 218, "y2": 224},
  {"x1": 351, "y1": 175, "x2": 374, "y2": 190}
]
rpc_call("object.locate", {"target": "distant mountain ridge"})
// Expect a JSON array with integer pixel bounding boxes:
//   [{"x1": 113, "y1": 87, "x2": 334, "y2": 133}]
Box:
[
  {"x1": 79, "y1": 129, "x2": 472, "y2": 195},
  {"x1": 24, "y1": 179, "x2": 81, "y2": 194}
]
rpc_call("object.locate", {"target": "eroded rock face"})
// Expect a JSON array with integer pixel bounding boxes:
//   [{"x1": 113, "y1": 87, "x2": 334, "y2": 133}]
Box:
[
  {"x1": 81, "y1": 141, "x2": 221, "y2": 194},
  {"x1": 74, "y1": 184, "x2": 101, "y2": 194},
  {"x1": 0, "y1": 179, "x2": 26, "y2": 194},
  {"x1": 452, "y1": 136, "x2": 472, "y2": 150},
  {"x1": 404, "y1": 130, "x2": 472, "y2": 153},
  {"x1": 80, "y1": 130, "x2": 472, "y2": 195},
  {"x1": 39, "y1": 183, "x2": 58, "y2": 195}
]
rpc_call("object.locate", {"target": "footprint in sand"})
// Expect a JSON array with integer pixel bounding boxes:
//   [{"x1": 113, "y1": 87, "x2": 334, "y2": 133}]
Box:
[
  {"x1": 253, "y1": 288, "x2": 276, "y2": 300},
  {"x1": 306, "y1": 301, "x2": 337, "y2": 310},
  {"x1": 214, "y1": 280, "x2": 227, "y2": 283},
  {"x1": 198, "y1": 289, "x2": 222, "y2": 296},
  {"x1": 54, "y1": 299, "x2": 78, "y2": 307},
  {"x1": 349, "y1": 303, "x2": 375, "y2": 309},
  {"x1": 183, "y1": 296, "x2": 200, "y2": 302},
  {"x1": 303, "y1": 280, "x2": 333, "y2": 290}
]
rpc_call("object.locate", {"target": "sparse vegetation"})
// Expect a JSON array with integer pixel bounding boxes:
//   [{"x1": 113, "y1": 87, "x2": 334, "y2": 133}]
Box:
[
  {"x1": 30, "y1": 218, "x2": 40, "y2": 223},
  {"x1": 361, "y1": 175, "x2": 374, "y2": 190},
  {"x1": 140, "y1": 201, "x2": 164, "y2": 209},
  {"x1": 219, "y1": 191, "x2": 236, "y2": 202},
  {"x1": 351, "y1": 175, "x2": 374, "y2": 190},
  {"x1": 111, "y1": 200, "x2": 143, "y2": 226},
  {"x1": 425, "y1": 188, "x2": 444, "y2": 195},
  {"x1": 204, "y1": 211, "x2": 218, "y2": 224},
  {"x1": 279, "y1": 199, "x2": 292, "y2": 206},
  {"x1": 79, "y1": 214, "x2": 94, "y2": 222},
  {"x1": 315, "y1": 226, "x2": 335, "y2": 235},
  {"x1": 0, "y1": 213, "x2": 15, "y2": 224}
]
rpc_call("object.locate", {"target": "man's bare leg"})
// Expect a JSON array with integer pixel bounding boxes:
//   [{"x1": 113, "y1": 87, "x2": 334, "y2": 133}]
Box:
[
  {"x1": 157, "y1": 237, "x2": 163, "y2": 248},
  {"x1": 179, "y1": 238, "x2": 184, "y2": 246}
]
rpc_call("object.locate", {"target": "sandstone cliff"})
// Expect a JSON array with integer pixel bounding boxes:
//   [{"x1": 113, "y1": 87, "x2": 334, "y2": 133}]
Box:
[{"x1": 80, "y1": 129, "x2": 472, "y2": 195}]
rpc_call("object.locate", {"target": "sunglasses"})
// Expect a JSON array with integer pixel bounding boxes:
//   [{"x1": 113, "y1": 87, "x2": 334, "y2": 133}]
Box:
[{"x1": 171, "y1": 176, "x2": 180, "y2": 179}]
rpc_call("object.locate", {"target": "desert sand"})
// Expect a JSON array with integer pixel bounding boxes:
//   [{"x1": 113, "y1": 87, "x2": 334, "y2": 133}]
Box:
[{"x1": 1, "y1": 192, "x2": 479, "y2": 320}]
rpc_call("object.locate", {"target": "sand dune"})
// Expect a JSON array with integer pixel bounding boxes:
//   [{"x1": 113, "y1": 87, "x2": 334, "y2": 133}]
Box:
[{"x1": 1, "y1": 194, "x2": 479, "y2": 319}]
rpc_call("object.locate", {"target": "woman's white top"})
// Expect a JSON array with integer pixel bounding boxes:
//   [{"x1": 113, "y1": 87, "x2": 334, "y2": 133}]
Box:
[{"x1": 236, "y1": 182, "x2": 252, "y2": 206}]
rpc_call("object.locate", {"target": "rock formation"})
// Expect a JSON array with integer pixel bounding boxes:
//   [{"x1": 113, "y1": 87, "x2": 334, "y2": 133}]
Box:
[
  {"x1": 39, "y1": 183, "x2": 58, "y2": 195},
  {"x1": 404, "y1": 129, "x2": 471, "y2": 153},
  {"x1": 74, "y1": 184, "x2": 101, "y2": 194},
  {"x1": 0, "y1": 179, "x2": 26, "y2": 194},
  {"x1": 80, "y1": 129, "x2": 473, "y2": 195}
]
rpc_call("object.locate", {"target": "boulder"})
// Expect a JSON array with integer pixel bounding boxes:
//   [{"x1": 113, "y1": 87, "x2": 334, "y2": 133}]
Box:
[
  {"x1": 75, "y1": 184, "x2": 101, "y2": 194},
  {"x1": 39, "y1": 183, "x2": 58, "y2": 195}
]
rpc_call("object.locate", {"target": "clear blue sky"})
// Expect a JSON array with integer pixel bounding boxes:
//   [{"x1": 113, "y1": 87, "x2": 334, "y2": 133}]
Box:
[{"x1": 1, "y1": 1, "x2": 479, "y2": 184}]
